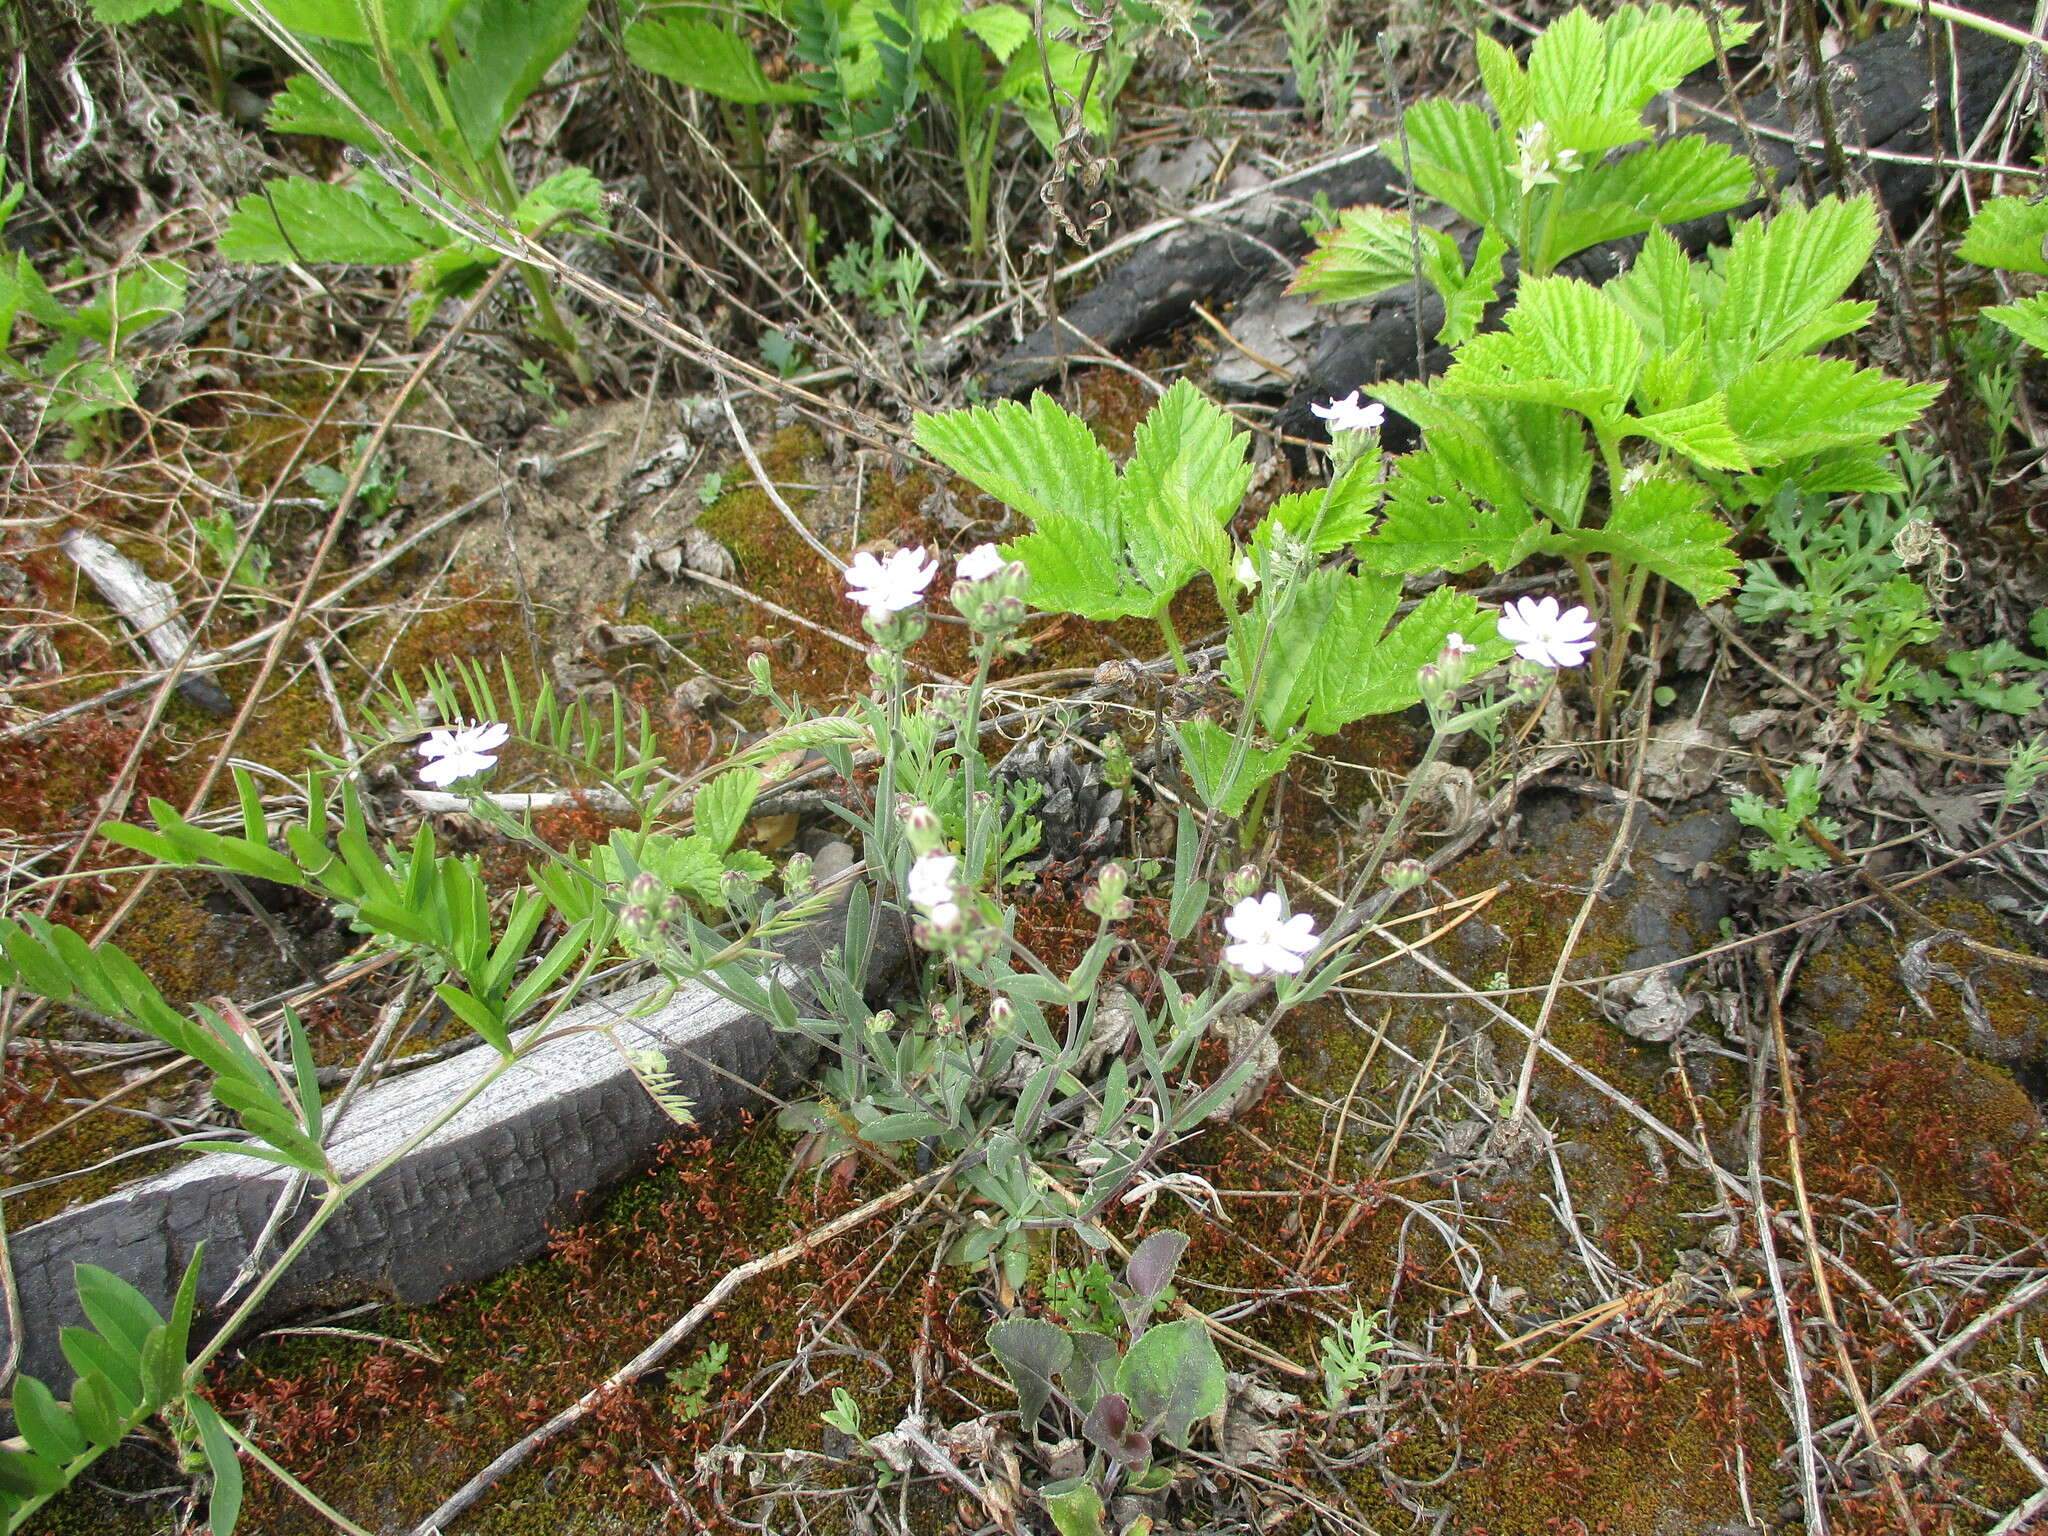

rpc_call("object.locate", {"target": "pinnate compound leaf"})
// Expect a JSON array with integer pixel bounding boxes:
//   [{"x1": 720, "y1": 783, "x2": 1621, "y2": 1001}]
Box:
[
  {"x1": 625, "y1": 15, "x2": 816, "y2": 103},
  {"x1": 74, "y1": 1267, "x2": 164, "y2": 1362},
  {"x1": 1960, "y1": 195, "x2": 2048, "y2": 276},
  {"x1": 12, "y1": 1376, "x2": 86, "y2": 1465},
  {"x1": 989, "y1": 1317, "x2": 1073, "y2": 1432},
  {"x1": 1114, "y1": 1317, "x2": 1225, "y2": 1449},
  {"x1": 1574, "y1": 476, "x2": 1738, "y2": 602},
  {"x1": 1726, "y1": 356, "x2": 1938, "y2": 464},
  {"x1": 221, "y1": 178, "x2": 439, "y2": 266}
]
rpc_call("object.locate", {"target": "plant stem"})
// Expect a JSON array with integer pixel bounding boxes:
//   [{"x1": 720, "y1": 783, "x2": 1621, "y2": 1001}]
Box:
[
  {"x1": 218, "y1": 1413, "x2": 380, "y2": 1536},
  {"x1": 1156, "y1": 609, "x2": 1190, "y2": 675}
]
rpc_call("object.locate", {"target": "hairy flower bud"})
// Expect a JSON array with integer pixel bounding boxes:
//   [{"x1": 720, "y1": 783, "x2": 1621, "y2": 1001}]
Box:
[
  {"x1": 1222, "y1": 864, "x2": 1262, "y2": 904},
  {"x1": 1382, "y1": 857, "x2": 1428, "y2": 892},
  {"x1": 782, "y1": 850, "x2": 816, "y2": 898},
  {"x1": 1083, "y1": 861, "x2": 1133, "y2": 921},
  {"x1": 900, "y1": 801, "x2": 945, "y2": 856}
]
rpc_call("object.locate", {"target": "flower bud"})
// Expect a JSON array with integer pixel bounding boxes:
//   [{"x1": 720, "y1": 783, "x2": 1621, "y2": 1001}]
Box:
[
  {"x1": 1082, "y1": 862, "x2": 1133, "y2": 921},
  {"x1": 1382, "y1": 857, "x2": 1428, "y2": 892},
  {"x1": 745, "y1": 652, "x2": 775, "y2": 695},
  {"x1": 866, "y1": 1009, "x2": 898, "y2": 1034},
  {"x1": 989, "y1": 996, "x2": 1016, "y2": 1031},
  {"x1": 618, "y1": 902, "x2": 656, "y2": 940},
  {"x1": 900, "y1": 801, "x2": 945, "y2": 856},
  {"x1": 627, "y1": 871, "x2": 666, "y2": 905},
  {"x1": 1416, "y1": 661, "x2": 1446, "y2": 709},
  {"x1": 1222, "y1": 864, "x2": 1261, "y2": 904},
  {"x1": 782, "y1": 850, "x2": 816, "y2": 898}
]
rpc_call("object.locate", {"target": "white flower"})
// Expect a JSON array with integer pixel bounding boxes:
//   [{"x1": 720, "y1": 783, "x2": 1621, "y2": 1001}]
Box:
[
  {"x1": 1495, "y1": 595, "x2": 1598, "y2": 670},
  {"x1": 1235, "y1": 554, "x2": 1259, "y2": 590},
  {"x1": 1309, "y1": 391, "x2": 1386, "y2": 436},
  {"x1": 907, "y1": 852, "x2": 959, "y2": 913},
  {"x1": 416, "y1": 721, "x2": 509, "y2": 787},
  {"x1": 955, "y1": 543, "x2": 1006, "y2": 583},
  {"x1": 1441, "y1": 632, "x2": 1477, "y2": 661},
  {"x1": 1223, "y1": 892, "x2": 1320, "y2": 977},
  {"x1": 1513, "y1": 121, "x2": 1582, "y2": 192},
  {"x1": 844, "y1": 546, "x2": 939, "y2": 615}
]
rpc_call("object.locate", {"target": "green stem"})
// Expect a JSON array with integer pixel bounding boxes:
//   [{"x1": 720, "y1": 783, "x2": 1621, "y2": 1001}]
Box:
[
  {"x1": 1156, "y1": 609, "x2": 1190, "y2": 675},
  {"x1": 217, "y1": 1414, "x2": 380, "y2": 1536}
]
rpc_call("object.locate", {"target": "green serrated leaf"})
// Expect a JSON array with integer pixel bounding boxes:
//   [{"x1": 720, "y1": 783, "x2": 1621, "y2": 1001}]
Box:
[
  {"x1": 692, "y1": 767, "x2": 762, "y2": 853},
  {"x1": 625, "y1": 14, "x2": 817, "y2": 103},
  {"x1": 1118, "y1": 379, "x2": 1247, "y2": 592},
  {"x1": 1175, "y1": 718, "x2": 1297, "y2": 819},
  {"x1": 1704, "y1": 195, "x2": 1878, "y2": 380},
  {"x1": 1360, "y1": 442, "x2": 1546, "y2": 576},
  {"x1": 1982, "y1": 292, "x2": 2048, "y2": 351},
  {"x1": 1397, "y1": 98, "x2": 1519, "y2": 235},
  {"x1": 1726, "y1": 355, "x2": 1938, "y2": 464},
  {"x1": 1960, "y1": 194, "x2": 2048, "y2": 276},
  {"x1": 221, "y1": 177, "x2": 441, "y2": 266},
  {"x1": 445, "y1": 0, "x2": 592, "y2": 155},
  {"x1": 1574, "y1": 475, "x2": 1738, "y2": 602}
]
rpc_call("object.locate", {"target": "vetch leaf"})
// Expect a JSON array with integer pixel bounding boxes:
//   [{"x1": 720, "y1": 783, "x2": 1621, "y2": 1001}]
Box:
[{"x1": 186, "y1": 1395, "x2": 244, "y2": 1536}]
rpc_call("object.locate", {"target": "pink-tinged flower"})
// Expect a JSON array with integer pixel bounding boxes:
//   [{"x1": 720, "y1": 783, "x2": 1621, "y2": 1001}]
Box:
[
  {"x1": 1309, "y1": 391, "x2": 1386, "y2": 435},
  {"x1": 1495, "y1": 595, "x2": 1598, "y2": 669},
  {"x1": 906, "y1": 851, "x2": 959, "y2": 912},
  {"x1": 1223, "y1": 892, "x2": 1320, "y2": 977},
  {"x1": 844, "y1": 546, "x2": 939, "y2": 615},
  {"x1": 954, "y1": 543, "x2": 1006, "y2": 583},
  {"x1": 417, "y1": 721, "x2": 509, "y2": 787},
  {"x1": 1440, "y1": 632, "x2": 1478, "y2": 662}
]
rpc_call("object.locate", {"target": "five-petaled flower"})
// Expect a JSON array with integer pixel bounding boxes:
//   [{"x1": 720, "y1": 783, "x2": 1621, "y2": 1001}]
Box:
[
  {"x1": 1309, "y1": 391, "x2": 1386, "y2": 436},
  {"x1": 906, "y1": 851, "x2": 962, "y2": 929},
  {"x1": 1223, "y1": 891, "x2": 1320, "y2": 977},
  {"x1": 1495, "y1": 595, "x2": 1598, "y2": 669},
  {"x1": 844, "y1": 546, "x2": 939, "y2": 616},
  {"x1": 417, "y1": 721, "x2": 509, "y2": 787},
  {"x1": 954, "y1": 543, "x2": 1006, "y2": 583}
]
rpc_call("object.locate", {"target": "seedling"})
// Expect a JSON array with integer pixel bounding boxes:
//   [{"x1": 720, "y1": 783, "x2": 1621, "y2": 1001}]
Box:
[{"x1": 1730, "y1": 762, "x2": 1841, "y2": 873}]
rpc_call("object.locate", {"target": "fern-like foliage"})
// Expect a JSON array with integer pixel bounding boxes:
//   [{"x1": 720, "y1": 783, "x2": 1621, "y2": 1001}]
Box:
[{"x1": 624, "y1": 1046, "x2": 698, "y2": 1126}]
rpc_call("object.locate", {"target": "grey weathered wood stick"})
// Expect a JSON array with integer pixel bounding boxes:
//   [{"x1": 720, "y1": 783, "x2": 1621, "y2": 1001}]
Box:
[{"x1": 61, "y1": 527, "x2": 233, "y2": 716}]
